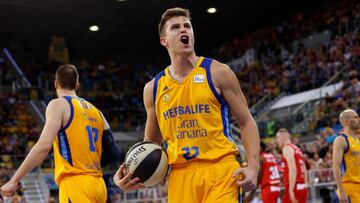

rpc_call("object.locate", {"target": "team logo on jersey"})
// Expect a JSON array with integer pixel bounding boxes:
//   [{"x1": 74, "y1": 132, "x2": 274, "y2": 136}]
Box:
[
  {"x1": 193, "y1": 74, "x2": 204, "y2": 83},
  {"x1": 162, "y1": 94, "x2": 170, "y2": 103}
]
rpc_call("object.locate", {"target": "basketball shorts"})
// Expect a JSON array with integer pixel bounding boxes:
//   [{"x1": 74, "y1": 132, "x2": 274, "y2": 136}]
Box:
[
  {"x1": 168, "y1": 155, "x2": 241, "y2": 203},
  {"x1": 342, "y1": 182, "x2": 360, "y2": 202},
  {"x1": 261, "y1": 185, "x2": 280, "y2": 203},
  {"x1": 282, "y1": 183, "x2": 307, "y2": 203},
  {"x1": 59, "y1": 175, "x2": 107, "y2": 203}
]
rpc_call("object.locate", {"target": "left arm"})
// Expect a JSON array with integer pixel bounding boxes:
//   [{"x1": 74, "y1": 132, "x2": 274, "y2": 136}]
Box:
[
  {"x1": 1, "y1": 99, "x2": 63, "y2": 197},
  {"x1": 212, "y1": 61, "x2": 260, "y2": 191}
]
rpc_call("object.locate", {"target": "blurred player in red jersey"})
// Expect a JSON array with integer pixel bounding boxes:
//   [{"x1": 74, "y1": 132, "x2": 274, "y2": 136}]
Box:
[
  {"x1": 259, "y1": 141, "x2": 280, "y2": 203},
  {"x1": 276, "y1": 128, "x2": 308, "y2": 203}
]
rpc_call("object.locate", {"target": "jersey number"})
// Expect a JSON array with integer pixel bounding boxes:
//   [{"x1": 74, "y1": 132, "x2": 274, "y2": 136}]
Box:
[
  {"x1": 182, "y1": 146, "x2": 199, "y2": 161},
  {"x1": 86, "y1": 126, "x2": 99, "y2": 152},
  {"x1": 269, "y1": 166, "x2": 280, "y2": 179}
]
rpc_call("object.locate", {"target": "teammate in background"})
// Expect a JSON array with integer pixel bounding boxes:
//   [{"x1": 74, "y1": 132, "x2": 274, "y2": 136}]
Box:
[
  {"x1": 1, "y1": 64, "x2": 121, "y2": 203},
  {"x1": 259, "y1": 141, "x2": 281, "y2": 203},
  {"x1": 276, "y1": 128, "x2": 307, "y2": 203},
  {"x1": 332, "y1": 109, "x2": 360, "y2": 203},
  {"x1": 114, "y1": 7, "x2": 260, "y2": 202}
]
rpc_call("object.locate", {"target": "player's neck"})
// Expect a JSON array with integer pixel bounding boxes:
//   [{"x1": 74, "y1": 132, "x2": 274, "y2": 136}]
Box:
[
  {"x1": 169, "y1": 52, "x2": 199, "y2": 74},
  {"x1": 343, "y1": 128, "x2": 357, "y2": 139},
  {"x1": 57, "y1": 89, "x2": 77, "y2": 98}
]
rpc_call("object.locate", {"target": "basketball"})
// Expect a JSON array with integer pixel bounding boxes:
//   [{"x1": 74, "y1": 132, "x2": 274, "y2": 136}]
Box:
[{"x1": 124, "y1": 141, "x2": 169, "y2": 187}]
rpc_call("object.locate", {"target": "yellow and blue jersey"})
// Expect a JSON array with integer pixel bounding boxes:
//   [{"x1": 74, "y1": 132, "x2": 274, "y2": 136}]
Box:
[
  {"x1": 53, "y1": 96, "x2": 104, "y2": 185},
  {"x1": 340, "y1": 133, "x2": 360, "y2": 184},
  {"x1": 153, "y1": 57, "x2": 238, "y2": 165}
]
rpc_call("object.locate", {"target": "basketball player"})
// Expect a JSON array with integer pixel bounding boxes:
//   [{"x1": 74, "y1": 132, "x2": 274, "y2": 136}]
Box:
[
  {"x1": 275, "y1": 128, "x2": 307, "y2": 203},
  {"x1": 114, "y1": 7, "x2": 260, "y2": 202},
  {"x1": 333, "y1": 109, "x2": 360, "y2": 203},
  {"x1": 1, "y1": 64, "x2": 121, "y2": 202},
  {"x1": 259, "y1": 141, "x2": 280, "y2": 203}
]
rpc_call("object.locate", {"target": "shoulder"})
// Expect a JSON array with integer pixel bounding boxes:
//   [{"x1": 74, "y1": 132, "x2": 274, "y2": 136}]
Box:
[
  {"x1": 209, "y1": 59, "x2": 237, "y2": 87},
  {"x1": 334, "y1": 135, "x2": 348, "y2": 148},
  {"x1": 47, "y1": 98, "x2": 68, "y2": 109},
  {"x1": 210, "y1": 59, "x2": 233, "y2": 76},
  {"x1": 144, "y1": 79, "x2": 155, "y2": 95}
]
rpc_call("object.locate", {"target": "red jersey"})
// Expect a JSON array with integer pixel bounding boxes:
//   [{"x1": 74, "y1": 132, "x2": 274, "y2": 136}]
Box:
[
  {"x1": 281, "y1": 144, "x2": 306, "y2": 186},
  {"x1": 260, "y1": 152, "x2": 281, "y2": 188}
]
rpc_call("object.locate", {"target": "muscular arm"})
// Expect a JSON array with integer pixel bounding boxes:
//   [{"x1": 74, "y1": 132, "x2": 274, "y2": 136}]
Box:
[
  {"x1": 212, "y1": 61, "x2": 260, "y2": 170},
  {"x1": 10, "y1": 99, "x2": 63, "y2": 182},
  {"x1": 99, "y1": 112, "x2": 121, "y2": 166},
  {"x1": 332, "y1": 136, "x2": 347, "y2": 194},
  {"x1": 283, "y1": 146, "x2": 297, "y2": 194},
  {"x1": 143, "y1": 80, "x2": 163, "y2": 144}
]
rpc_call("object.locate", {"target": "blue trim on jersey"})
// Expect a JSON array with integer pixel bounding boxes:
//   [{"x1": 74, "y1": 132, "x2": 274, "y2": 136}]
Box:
[
  {"x1": 68, "y1": 198, "x2": 72, "y2": 203},
  {"x1": 340, "y1": 133, "x2": 350, "y2": 153},
  {"x1": 200, "y1": 57, "x2": 232, "y2": 140},
  {"x1": 153, "y1": 71, "x2": 165, "y2": 105},
  {"x1": 58, "y1": 129, "x2": 73, "y2": 165},
  {"x1": 238, "y1": 190, "x2": 242, "y2": 203},
  {"x1": 62, "y1": 96, "x2": 74, "y2": 130},
  {"x1": 341, "y1": 157, "x2": 346, "y2": 176},
  {"x1": 163, "y1": 140, "x2": 168, "y2": 151}
]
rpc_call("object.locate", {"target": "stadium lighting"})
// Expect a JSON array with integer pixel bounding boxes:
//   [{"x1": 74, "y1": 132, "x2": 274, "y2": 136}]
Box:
[
  {"x1": 89, "y1": 25, "x2": 100, "y2": 32},
  {"x1": 207, "y1": 7, "x2": 217, "y2": 14},
  {"x1": 117, "y1": 0, "x2": 126, "y2": 2}
]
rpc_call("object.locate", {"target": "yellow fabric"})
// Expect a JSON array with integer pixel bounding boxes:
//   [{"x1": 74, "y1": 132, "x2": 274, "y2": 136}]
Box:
[
  {"x1": 154, "y1": 57, "x2": 238, "y2": 165},
  {"x1": 341, "y1": 133, "x2": 360, "y2": 184},
  {"x1": 53, "y1": 96, "x2": 104, "y2": 185},
  {"x1": 59, "y1": 175, "x2": 107, "y2": 203},
  {"x1": 343, "y1": 182, "x2": 360, "y2": 202},
  {"x1": 168, "y1": 155, "x2": 241, "y2": 203}
]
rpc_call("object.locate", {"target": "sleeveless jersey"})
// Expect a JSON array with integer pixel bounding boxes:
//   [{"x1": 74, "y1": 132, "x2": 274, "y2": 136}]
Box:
[
  {"x1": 53, "y1": 96, "x2": 104, "y2": 184},
  {"x1": 281, "y1": 144, "x2": 306, "y2": 186},
  {"x1": 340, "y1": 133, "x2": 360, "y2": 183},
  {"x1": 260, "y1": 152, "x2": 281, "y2": 188},
  {"x1": 153, "y1": 57, "x2": 238, "y2": 165}
]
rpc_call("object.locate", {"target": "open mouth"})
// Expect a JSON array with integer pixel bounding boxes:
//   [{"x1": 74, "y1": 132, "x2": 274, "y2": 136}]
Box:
[{"x1": 180, "y1": 35, "x2": 189, "y2": 45}]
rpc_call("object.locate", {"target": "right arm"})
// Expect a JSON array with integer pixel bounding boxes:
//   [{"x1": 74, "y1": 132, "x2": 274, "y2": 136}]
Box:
[
  {"x1": 283, "y1": 146, "x2": 298, "y2": 203},
  {"x1": 99, "y1": 111, "x2": 121, "y2": 166},
  {"x1": 332, "y1": 136, "x2": 348, "y2": 202},
  {"x1": 143, "y1": 80, "x2": 163, "y2": 144}
]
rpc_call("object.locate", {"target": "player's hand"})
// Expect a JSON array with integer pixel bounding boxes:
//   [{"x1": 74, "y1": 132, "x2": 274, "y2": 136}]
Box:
[
  {"x1": 113, "y1": 163, "x2": 145, "y2": 191},
  {"x1": 337, "y1": 189, "x2": 348, "y2": 203},
  {"x1": 232, "y1": 166, "x2": 258, "y2": 192},
  {"x1": 0, "y1": 180, "x2": 20, "y2": 198},
  {"x1": 289, "y1": 191, "x2": 298, "y2": 203}
]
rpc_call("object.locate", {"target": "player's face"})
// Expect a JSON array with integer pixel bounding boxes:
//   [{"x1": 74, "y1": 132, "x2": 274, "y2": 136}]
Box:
[
  {"x1": 275, "y1": 133, "x2": 284, "y2": 149},
  {"x1": 348, "y1": 111, "x2": 360, "y2": 131},
  {"x1": 160, "y1": 16, "x2": 194, "y2": 55}
]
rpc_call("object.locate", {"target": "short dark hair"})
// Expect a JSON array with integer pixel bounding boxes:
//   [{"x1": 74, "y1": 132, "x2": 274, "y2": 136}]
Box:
[
  {"x1": 277, "y1": 128, "x2": 290, "y2": 134},
  {"x1": 55, "y1": 64, "x2": 78, "y2": 90},
  {"x1": 158, "y1": 7, "x2": 191, "y2": 36}
]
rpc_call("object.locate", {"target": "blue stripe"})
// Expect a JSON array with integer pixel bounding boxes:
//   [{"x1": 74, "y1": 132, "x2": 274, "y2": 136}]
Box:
[
  {"x1": 340, "y1": 133, "x2": 350, "y2": 153},
  {"x1": 238, "y1": 190, "x2": 242, "y2": 203},
  {"x1": 200, "y1": 57, "x2": 232, "y2": 140},
  {"x1": 58, "y1": 130, "x2": 73, "y2": 165},
  {"x1": 62, "y1": 96, "x2": 74, "y2": 130},
  {"x1": 68, "y1": 198, "x2": 72, "y2": 203},
  {"x1": 341, "y1": 158, "x2": 346, "y2": 176},
  {"x1": 163, "y1": 140, "x2": 168, "y2": 151},
  {"x1": 153, "y1": 71, "x2": 165, "y2": 105}
]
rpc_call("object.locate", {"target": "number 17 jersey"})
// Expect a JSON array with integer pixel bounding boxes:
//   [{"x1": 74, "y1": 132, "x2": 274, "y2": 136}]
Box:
[{"x1": 53, "y1": 96, "x2": 104, "y2": 185}]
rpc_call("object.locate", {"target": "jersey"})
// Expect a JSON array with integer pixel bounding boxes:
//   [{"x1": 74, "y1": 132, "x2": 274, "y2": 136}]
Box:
[
  {"x1": 281, "y1": 144, "x2": 306, "y2": 187},
  {"x1": 153, "y1": 57, "x2": 238, "y2": 165},
  {"x1": 260, "y1": 152, "x2": 281, "y2": 188},
  {"x1": 339, "y1": 133, "x2": 360, "y2": 184},
  {"x1": 53, "y1": 96, "x2": 104, "y2": 185}
]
